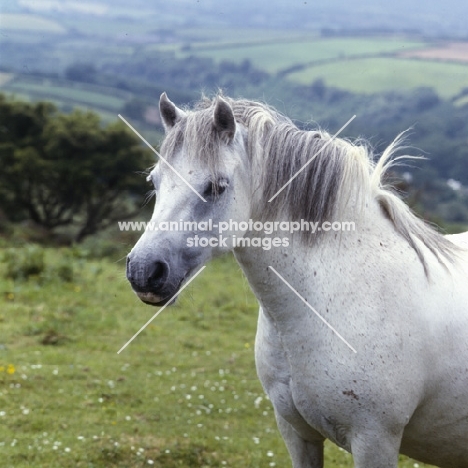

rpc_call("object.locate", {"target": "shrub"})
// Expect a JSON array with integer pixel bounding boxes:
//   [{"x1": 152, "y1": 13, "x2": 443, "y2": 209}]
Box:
[
  {"x1": 3, "y1": 245, "x2": 45, "y2": 280},
  {"x1": 2, "y1": 246, "x2": 76, "y2": 282}
]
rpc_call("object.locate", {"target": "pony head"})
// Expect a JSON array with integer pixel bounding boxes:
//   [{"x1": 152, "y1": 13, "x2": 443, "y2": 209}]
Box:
[{"x1": 126, "y1": 93, "x2": 252, "y2": 305}]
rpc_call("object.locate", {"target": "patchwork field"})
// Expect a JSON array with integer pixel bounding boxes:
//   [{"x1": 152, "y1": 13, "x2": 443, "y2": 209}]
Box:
[
  {"x1": 179, "y1": 37, "x2": 426, "y2": 73},
  {"x1": 172, "y1": 34, "x2": 468, "y2": 98},
  {"x1": 3, "y1": 17, "x2": 468, "y2": 116}
]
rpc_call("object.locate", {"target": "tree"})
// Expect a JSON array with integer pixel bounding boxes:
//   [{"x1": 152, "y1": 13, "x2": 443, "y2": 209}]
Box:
[{"x1": 0, "y1": 96, "x2": 153, "y2": 242}]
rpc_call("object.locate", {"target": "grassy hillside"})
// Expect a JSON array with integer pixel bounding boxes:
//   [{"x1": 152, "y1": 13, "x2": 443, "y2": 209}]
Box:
[
  {"x1": 0, "y1": 245, "x2": 435, "y2": 467},
  {"x1": 6, "y1": 80, "x2": 125, "y2": 111},
  {"x1": 288, "y1": 56, "x2": 468, "y2": 98},
  {"x1": 0, "y1": 75, "x2": 164, "y2": 141},
  {"x1": 179, "y1": 37, "x2": 426, "y2": 73}
]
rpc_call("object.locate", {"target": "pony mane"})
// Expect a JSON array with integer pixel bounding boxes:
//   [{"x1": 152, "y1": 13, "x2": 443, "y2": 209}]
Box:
[{"x1": 160, "y1": 95, "x2": 459, "y2": 273}]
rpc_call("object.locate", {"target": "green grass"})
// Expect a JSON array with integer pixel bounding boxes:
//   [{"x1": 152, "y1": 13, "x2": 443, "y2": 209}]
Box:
[
  {"x1": 179, "y1": 38, "x2": 425, "y2": 73},
  {"x1": 289, "y1": 57, "x2": 468, "y2": 98},
  {"x1": 0, "y1": 245, "x2": 436, "y2": 467}
]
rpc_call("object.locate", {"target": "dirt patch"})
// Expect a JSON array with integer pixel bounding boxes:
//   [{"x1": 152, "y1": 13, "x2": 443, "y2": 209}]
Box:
[
  {"x1": 343, "y1": 389, "x2": 360, "y2": 400},
  {"x1": 400, "y1": 42, "x2": 468, "y2": 62}
]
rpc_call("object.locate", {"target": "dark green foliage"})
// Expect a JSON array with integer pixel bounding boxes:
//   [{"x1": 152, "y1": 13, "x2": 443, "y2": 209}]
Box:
[
  {"x1": 0, "y1": 95, "x2": 153, "y2": 242},
  {"x1": 102, "y1": 53, "x2": 269, "y2": 97},
  {"x1": 2, "y1": 245, "x2": 45, "y2": 280},
  {"x1": 55, "y1": 262, "x2": 74, "y2": 282},
  {"x1": 2, "y1": 245, "x2": 76, "y2": 282}
]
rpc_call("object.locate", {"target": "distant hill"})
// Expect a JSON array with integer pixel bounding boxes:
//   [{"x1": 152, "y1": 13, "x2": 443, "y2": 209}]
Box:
[{"x1": 3, "y1": 0, "x2": 468, "y2": 37}]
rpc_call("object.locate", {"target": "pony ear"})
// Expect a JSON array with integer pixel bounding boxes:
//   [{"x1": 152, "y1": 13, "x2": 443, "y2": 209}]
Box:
[
  {"x1": 159, "y1": 92, "x2": 186, "y2": 131},
  {"x1": 213, "y1": 97, "x2": 236, "y2": 141}
]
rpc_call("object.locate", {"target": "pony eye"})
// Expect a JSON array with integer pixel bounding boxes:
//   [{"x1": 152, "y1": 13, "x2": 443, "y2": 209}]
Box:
[{"x1": 203, "y1": 178, "x2": 229, "y2": 198}]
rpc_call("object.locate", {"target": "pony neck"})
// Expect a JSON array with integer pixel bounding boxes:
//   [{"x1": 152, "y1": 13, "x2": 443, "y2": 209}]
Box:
[{"x1": 233, "y1": 198, "x2": 399, "y2": 319}]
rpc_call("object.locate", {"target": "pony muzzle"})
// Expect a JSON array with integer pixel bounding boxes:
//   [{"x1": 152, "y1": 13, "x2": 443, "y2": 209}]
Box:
[{"x1": 135, "y1": 291, "x2": 175, "y2": 307}]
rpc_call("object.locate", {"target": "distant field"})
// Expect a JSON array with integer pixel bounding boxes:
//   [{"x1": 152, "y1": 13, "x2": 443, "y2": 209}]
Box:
[
  {"x1": 0, "y1": 14, "x2": 66, "y2": 34},
  {"x1": 171, "y1": 33, "x2": 468, "y2": 98},
  {"x1": 179, "y1": 37, "x2": 426, "y2": 73},
  {"x1": 179, "y1": 30, "x2": 318, "y2": 51},
  {"x1": 288, "y1": 57, "x2": 468, "y2": 98},
  {"x1": 401, "y1": 42, "x2": 468, "y2": 62},
  {"x1": 146, "y1": 30, "x2": 320, "y2": 56},
  {"x1": 179, "y1": 28, "x2": 312, "y2": 43},
  {"x1": 0, "y1": 75, "x2": 165, "y2": 141},
  {"x1": 60, "y1": 17, "x2": 156, "y2": 37},
  {"x1": 2, "y1": 18, "x2": 467, "y2": 126},
  {"x1": 5, "y1": 81, "x2": 126, "y2": 111}
]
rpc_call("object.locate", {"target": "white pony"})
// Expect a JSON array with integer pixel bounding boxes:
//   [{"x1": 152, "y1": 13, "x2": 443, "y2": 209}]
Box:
[{"x1": 126, "y1": 93, "x2": 468, "y2": 468}]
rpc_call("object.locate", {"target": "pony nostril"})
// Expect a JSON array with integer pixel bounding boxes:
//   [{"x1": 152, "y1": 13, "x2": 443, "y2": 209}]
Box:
[{"x1": 148, "y1": 261, "x2": 168, "y2": 288}]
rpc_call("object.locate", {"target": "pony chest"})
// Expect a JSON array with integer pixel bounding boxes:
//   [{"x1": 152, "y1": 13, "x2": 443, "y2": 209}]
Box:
[
  {"x1": 258, "y1": 344, "x2": 354, "y2": 450},
  {"x1": 255, "y1": 312, "x2": 355, "y2": 448}
]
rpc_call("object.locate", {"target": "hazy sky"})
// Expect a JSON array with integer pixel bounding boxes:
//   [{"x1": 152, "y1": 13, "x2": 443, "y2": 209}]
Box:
[{"x1": 5, "y1": 0, "x2": 468, "y2": 36}]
